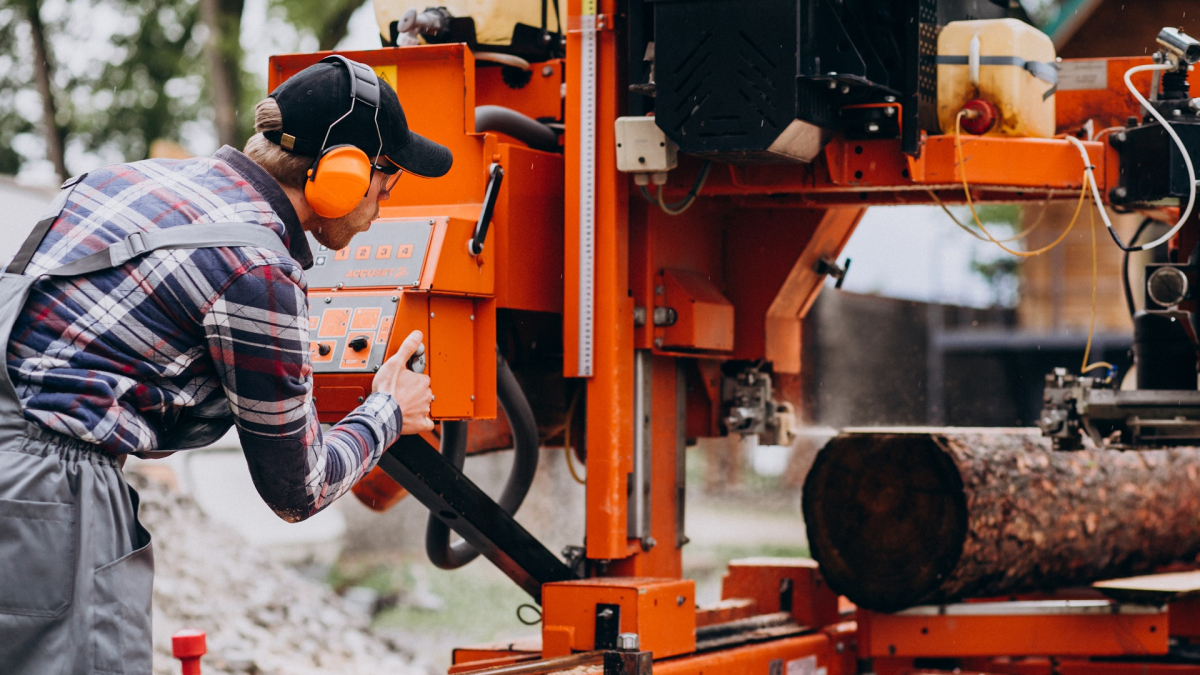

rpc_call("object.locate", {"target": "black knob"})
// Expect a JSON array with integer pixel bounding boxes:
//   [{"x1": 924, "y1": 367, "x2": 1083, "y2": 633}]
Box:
[
  {"x1": 317, "y1": 343, "x2": 332, "y2": 357},
  {"x1": 348, "y1": 336, "x2": 370, "y2": 352}
]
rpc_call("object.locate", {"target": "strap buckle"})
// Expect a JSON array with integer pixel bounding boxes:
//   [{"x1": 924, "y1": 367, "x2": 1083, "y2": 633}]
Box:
[
  {"x1": 126, "y1": 232, "x2": 148, "y2": 257},
  {"x1": 111, "y1": 231, "x2": 149, "y2": 265}
]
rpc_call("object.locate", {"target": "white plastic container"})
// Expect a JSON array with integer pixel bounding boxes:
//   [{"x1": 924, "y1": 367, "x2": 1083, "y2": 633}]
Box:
[{"x1": 937, "y1": 18, "x2": 1057, "y2": 138}]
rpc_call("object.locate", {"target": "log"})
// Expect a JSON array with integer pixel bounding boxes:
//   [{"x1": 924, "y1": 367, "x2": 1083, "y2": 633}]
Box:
[{"x1": 802, "y1": 428, "x2": 1200, "y2": 612}]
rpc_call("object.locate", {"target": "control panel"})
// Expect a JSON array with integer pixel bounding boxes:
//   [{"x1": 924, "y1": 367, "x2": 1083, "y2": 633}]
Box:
[
  {"x1": 309, "y1": 294, "x2": 399, "y2": 374},
  {"x1": 306, "y1": 213, "x2": 498, "y2": 421},
  {"x1": 306, "y1": 219, "x2": 433, "y2": 289}
]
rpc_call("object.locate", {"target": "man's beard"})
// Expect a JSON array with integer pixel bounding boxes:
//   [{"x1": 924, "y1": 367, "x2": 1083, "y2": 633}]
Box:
[{"x1": 310, "y1": 199, "x2": 381, "y2": 250}]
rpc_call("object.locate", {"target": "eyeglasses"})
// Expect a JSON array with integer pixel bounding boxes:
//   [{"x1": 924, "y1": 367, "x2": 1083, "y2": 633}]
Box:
[{"x1": 373, "y1": 158, "x2": 403, "y2": 192}]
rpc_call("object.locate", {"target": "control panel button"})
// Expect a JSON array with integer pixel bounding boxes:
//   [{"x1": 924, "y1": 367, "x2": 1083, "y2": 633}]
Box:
[{"x1": 348, "y1": 335, "x2": 370, "y2": 352}]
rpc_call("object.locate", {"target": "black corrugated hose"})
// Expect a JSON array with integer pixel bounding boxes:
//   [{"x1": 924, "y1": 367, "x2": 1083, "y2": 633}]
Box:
[{"x1": 425, "y1": 351, "x2": 540, "y2": 569}]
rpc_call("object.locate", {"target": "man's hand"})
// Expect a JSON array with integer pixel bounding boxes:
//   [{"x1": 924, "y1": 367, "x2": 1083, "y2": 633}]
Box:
[{"x1": 372, "y1": 330, "x2": 434, "y2": 434}]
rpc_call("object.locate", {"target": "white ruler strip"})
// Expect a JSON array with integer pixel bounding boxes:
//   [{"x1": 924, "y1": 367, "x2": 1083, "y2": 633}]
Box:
[{"x1": 577, "y1": 10, "x2": 597, "y2": 377}]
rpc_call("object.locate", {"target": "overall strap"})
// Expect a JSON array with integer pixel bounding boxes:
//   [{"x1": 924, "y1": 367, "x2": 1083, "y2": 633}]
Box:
[
  {"x1": 7, "y1": 173, "x2": 88, "y2": 276},
  {"x1": 42, "y1": 222, "x2": 291, "y2": 278},
  {"x1": 0, "y1": 220, "x2": 292, "y2": 438}
]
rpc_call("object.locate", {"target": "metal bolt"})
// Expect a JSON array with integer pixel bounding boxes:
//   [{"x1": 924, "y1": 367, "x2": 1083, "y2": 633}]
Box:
[
  {"x1": 335, "y1": 283, "x2": 344, "y2": 290},
  {"x1": 431, "y1": 395, "x2": 436, "y2": 401},
  {"x1": 430, "y1": 312, "x2": 435, "y2": 318},
  {"x1": 883, "y1": 95, "x2": 896, "y2": 103},
  {"x1": 373, "y1": 365, "x2": 379, "y2": 372},
  {"x1": 676, "y1": 595, "x2": 685, "y2": 606},
  {"x1": 836, "y1": 642, "x2": 845, "y2": 654},
  {"x1": 542, "y1": 65, "x2": 553, "y2": 77},
  {"x1": 654, "y1": 285, "x2": 664, "y2": 296},
  {"x1": 429, "y1": 219, "x2": 435, "y2": 224},
  {"x1": 867, "y1": 122, "x2": 880, "y2": 132},
  {"x1": 653, "y1": 337, "x2": 663, "y2": 348},
  {"x1": 324, "y1": 297, "x2": 332, "y2": 304},
  {"x1": 1113, "y1": 186, "x2": 1128, "y2": 199},
  {"x1": 469, "y1": 315, "x2": 475, "y2": 321},
  {"x1": 617, "y1": 633, "x2": 639, "y2": 652},
  {"x1": 391, "y1": 296, "x2": 398, "y2": 302},
  {"x1": 357, "y1": 396, "x2": 364, "y2": 403},
  {"x1": 840, "y1": 84, "x2": 850, "y2": 94},
  {"x1": 884, "y1": 107, "x2": 895, "y2": 117},
  {"x1": 598, "y1": 608, "x2": 614, "y2": 620},
  {"x1": 470, "y1": 395, "x2": 475, "y2": 401}
]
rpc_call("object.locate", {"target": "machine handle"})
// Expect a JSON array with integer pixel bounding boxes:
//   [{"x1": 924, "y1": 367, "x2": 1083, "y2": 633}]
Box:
[
  {"x1": 407, "y1": 342, "x2": 426, "y2": 374},
  {"x1": 469, "y1": 163, "x2": 505, "y2": 256}
]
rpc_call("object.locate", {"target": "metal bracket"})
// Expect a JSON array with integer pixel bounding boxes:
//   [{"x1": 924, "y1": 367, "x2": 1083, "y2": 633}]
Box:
[{"x1": 469, "y1": 163, "x2": 505, "y2": 256}]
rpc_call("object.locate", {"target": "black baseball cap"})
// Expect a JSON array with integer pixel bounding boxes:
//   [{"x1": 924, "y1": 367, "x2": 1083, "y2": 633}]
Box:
[{"x1": 264, "y1": 57, "x2": 453, "y2": 178}]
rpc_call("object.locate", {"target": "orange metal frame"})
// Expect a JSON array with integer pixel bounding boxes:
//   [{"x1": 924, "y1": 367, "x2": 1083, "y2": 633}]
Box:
[{"x1": 273, "y1": 6, "x2": 1200, "y2": 675}]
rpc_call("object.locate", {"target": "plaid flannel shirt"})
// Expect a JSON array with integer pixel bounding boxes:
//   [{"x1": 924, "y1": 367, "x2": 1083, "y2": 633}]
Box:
[{"x1": 5, "y1": 146, "x2": 403, "y2": 521}]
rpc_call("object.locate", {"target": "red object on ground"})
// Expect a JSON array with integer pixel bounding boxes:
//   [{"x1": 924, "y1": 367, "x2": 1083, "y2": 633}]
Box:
[
  {"x1": 961, "y1": 98, "x2": 999, "y2": 134},
  {"x1": 172, "y1": 629, "x2": 207, "y2": 675}
]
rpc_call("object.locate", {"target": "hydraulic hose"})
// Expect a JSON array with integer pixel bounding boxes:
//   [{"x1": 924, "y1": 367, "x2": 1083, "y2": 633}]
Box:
[
  {"x1": 425, "y1": 351, "x2": 540, "y2": 569},
  {"x1": 475, "y1": 105, "x2": 560, "y2": 153}
]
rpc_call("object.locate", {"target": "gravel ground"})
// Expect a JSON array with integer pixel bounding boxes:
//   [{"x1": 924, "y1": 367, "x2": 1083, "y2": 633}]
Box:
[{"x1": 129, "y1": 470, "x2": 425, "y2": 675}]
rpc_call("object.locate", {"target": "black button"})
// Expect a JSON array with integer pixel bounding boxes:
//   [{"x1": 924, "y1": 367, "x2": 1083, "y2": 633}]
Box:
[
  {"x1": 317, "y1": 343, "x2": 332, "y2": 357},
  {"x1": 348, "y1": 336, "x2": 370, "y2": 352}
]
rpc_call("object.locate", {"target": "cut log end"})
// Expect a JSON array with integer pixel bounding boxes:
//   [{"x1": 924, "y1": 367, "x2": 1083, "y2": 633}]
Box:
[{"x1": 803, "y1": 433, "x2": 968, "y2": 611}]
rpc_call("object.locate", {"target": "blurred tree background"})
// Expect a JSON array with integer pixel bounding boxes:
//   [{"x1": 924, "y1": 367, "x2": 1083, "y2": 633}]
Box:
[{"x1": 0, "y1": 0, "x2": 372, "y2": 182}]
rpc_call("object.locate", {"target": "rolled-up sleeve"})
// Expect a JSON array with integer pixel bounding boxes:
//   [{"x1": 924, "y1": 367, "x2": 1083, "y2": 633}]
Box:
[{"x1": 202, "y1": 260, "x2": 402, "y2": 522}]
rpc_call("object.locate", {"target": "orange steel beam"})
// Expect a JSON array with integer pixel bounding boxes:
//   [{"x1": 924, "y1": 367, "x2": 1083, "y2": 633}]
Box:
[
  {"x1": 859, "y1": 602, "x2": 1169, "y2": 658},
  {"x1": 765, "y1": 208, "x2": 865, "y2": 374},
  {"x1": 565, "y1": 0, "x2": 635, "y2": 561},
  {"x1": 653, "y1": 634, "x2": 840, "y2": 675}
]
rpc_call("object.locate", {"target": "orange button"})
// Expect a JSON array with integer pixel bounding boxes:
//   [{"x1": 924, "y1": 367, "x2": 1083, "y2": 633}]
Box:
[
  {"x1": 318, "y1": 309, "x2": 351, "y2": 337},
  {"x1": 376, "y1": 245, "x2": 393, "y2": 259},
  {"x1": 397, "y1": 244, "x2": 414, "y2": 259},
  {"x1": 334, "y1": 248, "x2": 350, "y2": 261},
  {"x1": 355, "y1": 246, "x2": 372, "y2": 260},
  {"x1": 351, "y1": 307, "x2": 382, "y2": 330}
]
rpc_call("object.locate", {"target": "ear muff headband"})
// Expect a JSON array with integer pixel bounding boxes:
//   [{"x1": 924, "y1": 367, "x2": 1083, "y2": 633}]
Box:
[
  {"x1": 305, "y1": 145, "x2": 372, "y2": 218},
  {"x1": 305, "y1": 56, "x2": 385, "y2": 218}
]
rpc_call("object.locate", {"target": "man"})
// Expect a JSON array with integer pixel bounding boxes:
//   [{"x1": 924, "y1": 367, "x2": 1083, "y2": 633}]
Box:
[{"x1": 0, "y1": 57, "x2": 449, "y2": 673}]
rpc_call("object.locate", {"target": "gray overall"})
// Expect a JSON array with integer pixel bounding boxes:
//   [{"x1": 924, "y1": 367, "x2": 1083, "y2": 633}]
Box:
[{"x1": 0, "y1": 183, "x2": 288, "y2": 674}]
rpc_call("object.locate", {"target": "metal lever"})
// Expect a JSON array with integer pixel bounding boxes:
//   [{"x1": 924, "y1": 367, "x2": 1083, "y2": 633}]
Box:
[
  {"x1": 469, "y1": 163, "x2": 505, "y2": 256},
  {"x1": 814, "y1": 256, "x2": 851, "y2": 289}
]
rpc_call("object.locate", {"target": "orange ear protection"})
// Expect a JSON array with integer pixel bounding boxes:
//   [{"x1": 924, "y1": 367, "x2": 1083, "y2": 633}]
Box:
[
  {"x1": 304, "y1": 56, "x2": 384, "y2": 219},
  {"x1": 305, "y1": 145, "x2": 372, "y2": 218}
]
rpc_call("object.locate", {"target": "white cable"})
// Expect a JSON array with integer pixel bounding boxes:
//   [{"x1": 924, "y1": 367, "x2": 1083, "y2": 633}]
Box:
[{"x1": 1119, "y1": 62, "x2": 1197, "y2": 251}]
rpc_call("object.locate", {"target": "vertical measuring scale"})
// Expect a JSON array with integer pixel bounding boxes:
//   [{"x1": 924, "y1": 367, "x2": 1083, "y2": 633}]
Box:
[{"x1": 577, "y1": 0, "x2": 597, "y2": 377}]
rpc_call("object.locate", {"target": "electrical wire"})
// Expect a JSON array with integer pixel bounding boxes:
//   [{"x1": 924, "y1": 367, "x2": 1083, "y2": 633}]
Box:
[
  {"x1": 1074, "y1": 62, "x2": 1198, "y2": 252},
  {"x1": 1078, "y1": 192, "x2": 1120, "y2": 380},
  {"x1": 1122, "y1": 218, "x2": 1158, "y2": 318},
  {"x1": 656, "y1": 161, "x2": 713, "y2": 216},
  {"x1": 954, "y1": 111, "x2": 1089, "y2": 257},
  {"x1": 562, "y1": 385, "x2": 586, "y2": 485},
  {"x1": 927, "y1": 188, "x2": 1055, "y2": 243}
]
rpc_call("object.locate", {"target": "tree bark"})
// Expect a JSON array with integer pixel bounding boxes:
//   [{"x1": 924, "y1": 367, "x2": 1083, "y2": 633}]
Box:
[
  {"x1": 802, "y1": 429, "x2": 1200, "y2": 612},
  {"x1": 200, "y1": 0, "x2": 245, "y2": 148},
  {"x1": 22, "y1": 0, "x2": 67, "y2": 182}
]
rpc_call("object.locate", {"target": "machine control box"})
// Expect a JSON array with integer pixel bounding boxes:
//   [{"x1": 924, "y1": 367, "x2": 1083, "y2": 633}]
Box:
[
  {"x1": 308, "y1": 294, "x2": 398, "y2": 374},
  {"x1": 306, "y1": 219, "x2": 433, "y2": 289}
]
